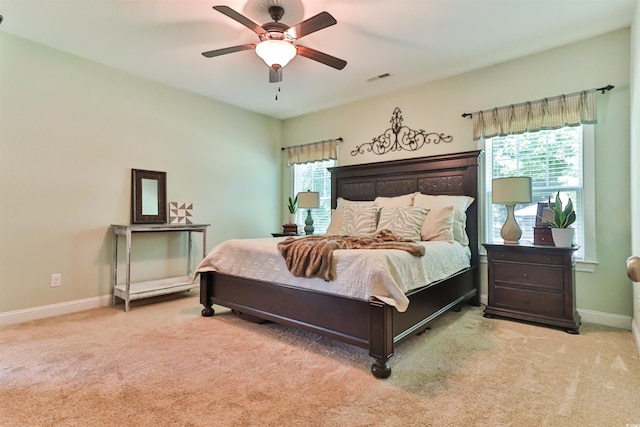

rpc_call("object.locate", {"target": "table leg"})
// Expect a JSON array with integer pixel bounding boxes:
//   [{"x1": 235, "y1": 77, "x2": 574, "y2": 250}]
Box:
[
  {"x1": 125, "y1": 230, "x2": 131, "y2": 312},
  {"x1": 112, "y1": 233, "x2": 118, "y2": 306}
]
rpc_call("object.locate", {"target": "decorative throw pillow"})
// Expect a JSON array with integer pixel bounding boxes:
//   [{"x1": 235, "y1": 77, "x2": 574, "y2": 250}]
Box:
[
  {"x1": 340, "y1": 205, "x2": 379, "y2": 236},
  {"x1": 325, "y1": 209, "x2": 339, "y2": 235},
  {"x1": 376, "y1": 206, "x2": 429, "y2": 241},
  {"x1": 413, "y1": 194, "x2": 474, "y2": 245},
  {"x1": 420, "y1": 205, "x2": 455, "y2": 242},
  {"x1": 374, "y1": 193, "x2": 416, "y2": 207},
  {"x1": 326, "y1": 198, "x2": 377, "y2": 235}
]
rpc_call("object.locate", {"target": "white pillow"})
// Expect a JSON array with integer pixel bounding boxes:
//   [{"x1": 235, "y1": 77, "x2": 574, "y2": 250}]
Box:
[
  {"x1": 340, "y1": 205, "x2": 379, "y2": 236},
  {"x1": 325, "y1": 198, "x2": 377, "y2": 235},
  {"x1": 374, "y1": 193, "x2": 416, "y2": 207},
  {"x1": 376, "y1": 206, "x2": 429, "y2": 241},
  {"x1": 420, "y1": 205, "x2": 455, "y2": 242},
  {"x1": 325, "y1": 216, "x2": 340, "y2": 235},
  {"x1": 413, "y1": 193, "x2": 474, "y2": 245}
]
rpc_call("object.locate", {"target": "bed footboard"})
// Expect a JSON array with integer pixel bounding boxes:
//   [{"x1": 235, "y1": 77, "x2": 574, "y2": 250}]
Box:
[{"x1": 200, "y1": 267, "x2": 476, "y2": 379}]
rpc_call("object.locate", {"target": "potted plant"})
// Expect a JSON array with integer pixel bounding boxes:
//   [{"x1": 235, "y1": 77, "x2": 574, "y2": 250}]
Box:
[
  {"x1": 541, "y1": 192, "x2": 576, "y2": 247},
  {"x1": 287, "y1": 195, "x2": 298, "y2": 225}
]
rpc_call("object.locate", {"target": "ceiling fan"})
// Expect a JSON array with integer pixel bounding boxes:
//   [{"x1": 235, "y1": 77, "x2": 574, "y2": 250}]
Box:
[{"x1": 202, "y1": 5, "x2": 347, "y2": 83}]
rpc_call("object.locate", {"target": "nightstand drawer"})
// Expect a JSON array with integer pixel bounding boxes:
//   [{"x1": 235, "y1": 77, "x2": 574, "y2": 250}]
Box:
[
  {"x1": 493, "y1": 262, "x2": 564, "y2": 290},
  {"x1": 493, "y1": 286, "x2": 564, "y2": 317},
  {"x1": 491, "y1": 251, "x2": 564, "y2": 266}
]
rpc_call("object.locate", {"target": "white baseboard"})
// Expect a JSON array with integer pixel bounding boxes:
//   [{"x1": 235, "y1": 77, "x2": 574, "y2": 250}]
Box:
[
  {"x1": 479, "y1": 293, "x2": 488, "y2": 306},
  {"x1": 478, "y1": 293, "x2": 632, "y2": 330},
  {"x1": 0, "y1": 295, "x2": 112, "y2": 326},
  {"x1": 0, "y1": 293, "x2": 635, "y2": 334},
  {"x1": 632, "y1": 320, "x2": 640, "y2": 356},
  {"x1": 577, "y1": 308, "x2": 632, "y2": 330}
]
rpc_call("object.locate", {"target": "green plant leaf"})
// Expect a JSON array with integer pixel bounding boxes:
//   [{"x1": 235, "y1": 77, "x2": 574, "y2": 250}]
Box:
[
  {"x1": 287, "y1": 195, "x2": 298, "y2": 213},
  {"x1": 544, "y1": 191, "x2": 576, "y2": 228}
]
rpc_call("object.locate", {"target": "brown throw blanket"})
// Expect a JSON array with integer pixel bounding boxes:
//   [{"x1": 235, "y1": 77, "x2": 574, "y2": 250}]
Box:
[{"x1": 277, "y1": 229, "x2": 425, "y2": 282}]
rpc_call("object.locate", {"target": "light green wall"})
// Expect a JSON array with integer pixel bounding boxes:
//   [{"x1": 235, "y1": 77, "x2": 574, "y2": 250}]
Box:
[
  {"x1": 630, "y1": 1, "x2": 640, "y2": 337},
  {"x1": 283, "y1": 29, "x2": 633, "y2": 318},
  {"x1": 1, "y1": 27, "x2": 635, "y2": 321},
  {"x1": 0, "y1": 33, "x2": 282, "y2": 313}
]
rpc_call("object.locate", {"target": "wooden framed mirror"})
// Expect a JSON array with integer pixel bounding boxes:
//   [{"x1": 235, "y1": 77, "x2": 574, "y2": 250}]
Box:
[{"x1": 131, "y1": 169, "x2": 167, "y2": 224}]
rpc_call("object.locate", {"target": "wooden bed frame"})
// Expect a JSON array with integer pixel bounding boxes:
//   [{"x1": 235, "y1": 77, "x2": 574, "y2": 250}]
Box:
[{"x1": 200, "y1": 150, "x2": 482, "y2": 378}]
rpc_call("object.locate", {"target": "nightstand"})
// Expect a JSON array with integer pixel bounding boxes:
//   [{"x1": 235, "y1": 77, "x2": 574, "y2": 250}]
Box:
[{"x1": 483, "y1": 243, "x2": 580, "y2": 334}]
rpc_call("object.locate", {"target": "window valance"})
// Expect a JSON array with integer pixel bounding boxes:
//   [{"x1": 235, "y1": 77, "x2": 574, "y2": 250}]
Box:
[
  {"x1": 283, "y1": 138, "x2": 340, "y2": 166},
  {"x1": 471, "y1": 89, "x2": 598, "y2": 141}
]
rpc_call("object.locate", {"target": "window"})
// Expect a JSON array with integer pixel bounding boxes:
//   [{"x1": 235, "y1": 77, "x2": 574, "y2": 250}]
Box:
[
  {"x1": 293, "y1": 159, "x2": 336, "y2": 234},
  {"x1": 485, "y1": 125, "x2": 594, "y2": 260}
]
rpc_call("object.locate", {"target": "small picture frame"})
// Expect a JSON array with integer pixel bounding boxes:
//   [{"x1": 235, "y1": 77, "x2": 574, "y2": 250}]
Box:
[
  {"x1": 536, "y1": 202, "x2": 554, "y2": 227},
  {"x1": 131, "y1": 169, "x2": 167, "y2": 224}
]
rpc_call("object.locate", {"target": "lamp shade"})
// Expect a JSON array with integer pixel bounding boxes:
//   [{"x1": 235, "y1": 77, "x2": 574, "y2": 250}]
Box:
[
  {"x1": 492, "y1": 177, "x2": 532, "y2": 204},
  {"x1": 255, "y1": 40, "x2": 297, "y2": 67},
  {"x1": 297, "y1": 191, "x2": 319, "y2": 209}
]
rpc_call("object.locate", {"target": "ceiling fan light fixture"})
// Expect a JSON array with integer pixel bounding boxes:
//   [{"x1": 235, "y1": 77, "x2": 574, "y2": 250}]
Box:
[{"x1": 255, "y1": 39, "x2": 296, "y2": 67}]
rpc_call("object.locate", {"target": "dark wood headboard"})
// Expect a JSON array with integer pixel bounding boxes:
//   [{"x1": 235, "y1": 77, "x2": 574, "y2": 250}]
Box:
[{"x1": 328, "y1": 150, "x2": 482, "y2": 277}]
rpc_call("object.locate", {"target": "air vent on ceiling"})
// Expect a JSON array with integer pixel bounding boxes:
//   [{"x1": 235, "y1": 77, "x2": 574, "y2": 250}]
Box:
[{"x1": 366, "y1": 73, "x2": 391, "y2": 82}]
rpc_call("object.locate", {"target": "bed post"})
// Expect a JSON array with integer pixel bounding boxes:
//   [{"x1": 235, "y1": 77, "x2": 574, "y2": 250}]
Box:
[
  {"x1": 465, "y1": 151, "x2": 482, "y2": 306},
  {"x1": 369, "y1": 300, "x2": 394, "y2": 379},
  {"x1": 200, "y1": 272, "x2": 215, "y2": 317}
]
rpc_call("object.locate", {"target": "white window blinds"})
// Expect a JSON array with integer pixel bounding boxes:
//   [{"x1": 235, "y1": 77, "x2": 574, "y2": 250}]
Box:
[
  {"x1": 485, "y1": 126, "x2": 588, "y2": 259},
  {"x1": 293, "y1": 159, "x2": 335, "y2": 234}
]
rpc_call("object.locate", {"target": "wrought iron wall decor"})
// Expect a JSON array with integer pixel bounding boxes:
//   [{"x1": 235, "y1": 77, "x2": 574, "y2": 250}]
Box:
[{"x1": 351, "y1": 107, "x2": 452, "y2": 157}]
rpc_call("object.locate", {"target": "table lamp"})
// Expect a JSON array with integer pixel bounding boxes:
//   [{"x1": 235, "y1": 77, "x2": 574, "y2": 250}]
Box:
[
  {"x1": 297, "y1": 191, "x2": 319, "y2": 235},
  {"x1": 492, "y1": 176, "x2": 532, "y2": 245}
]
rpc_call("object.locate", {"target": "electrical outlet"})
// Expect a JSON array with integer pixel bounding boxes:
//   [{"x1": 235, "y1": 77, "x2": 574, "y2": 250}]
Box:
[
  {"x1": 637, "y1": 295, "x2": 640, "y2": 312},
  {"x1": 50, "y1": 273, "x2": 62, "y2": 287}
]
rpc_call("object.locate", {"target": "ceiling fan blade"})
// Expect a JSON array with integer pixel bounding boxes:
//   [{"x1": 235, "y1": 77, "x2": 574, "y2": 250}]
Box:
[
  {"x1": 202, "y1": 44, "x2": 256, "y2": 58},
  {"x1": 284, "y1": 12, "x2": 336, "y2": 39},
  {"x1": 213, "y1": 5, "x2": 267, "y2": 35},
  {"x1": 269, "y1": 66, "x2": 283, "y2": 83},
  {"x1": 296, "y1": 45, "x2": 347, "y2": 70}
]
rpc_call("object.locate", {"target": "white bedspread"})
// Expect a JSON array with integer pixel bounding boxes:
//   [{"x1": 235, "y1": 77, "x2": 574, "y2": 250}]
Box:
[{"x1": 194, "y1": 237, "x2": 471, "y2": 312}]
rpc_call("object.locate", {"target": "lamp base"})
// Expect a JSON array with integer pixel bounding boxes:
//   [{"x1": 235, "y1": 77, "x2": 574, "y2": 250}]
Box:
[
  {"x1": 502, "y1": 239, "x2": 522, "y2": 245},
  {"x1": 501, "y1": 203, "x2": 522, "y2": 245},
  {"x1": 304, "y1": 209, "x2": 314, "y2": 235}
]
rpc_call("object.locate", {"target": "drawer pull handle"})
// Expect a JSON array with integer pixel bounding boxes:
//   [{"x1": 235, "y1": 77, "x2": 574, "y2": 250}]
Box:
[
  {"x1": 523, "y1": 297, "x2": 529, "y2": 302},
  {"x1": 547, "y1": 257, "x2": 551, "y2": 262},
  {"x1": 522, "y1": 273, "x2": 528, "y2": 278}
]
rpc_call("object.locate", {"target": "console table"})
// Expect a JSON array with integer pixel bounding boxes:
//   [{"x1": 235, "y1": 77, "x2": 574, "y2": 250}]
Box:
[{"x1": 111, "y1": 224, "x2": 209, "y2": 311}]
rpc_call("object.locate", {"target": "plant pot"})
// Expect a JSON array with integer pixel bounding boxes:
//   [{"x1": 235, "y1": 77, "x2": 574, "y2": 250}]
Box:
[
  {"x1": 551, "y1": 228, "x2": 575, "y2": 248},
  {"x1": 287, "y1": 213, "x2": 296, "y2": 225}
]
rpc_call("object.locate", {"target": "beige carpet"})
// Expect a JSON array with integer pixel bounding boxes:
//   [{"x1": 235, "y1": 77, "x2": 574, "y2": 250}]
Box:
[{"x1": 1, "y1": 293, "x2": 639, "y2": 427}]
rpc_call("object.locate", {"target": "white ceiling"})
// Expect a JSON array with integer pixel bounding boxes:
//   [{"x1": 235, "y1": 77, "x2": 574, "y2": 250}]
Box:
[{"x1": 0, "y1": 0, "x2": 636, "y2": 119}]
